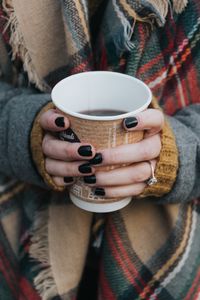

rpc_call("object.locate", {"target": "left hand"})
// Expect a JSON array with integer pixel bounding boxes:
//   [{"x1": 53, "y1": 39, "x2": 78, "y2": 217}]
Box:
[{"x1": 84, "y1": 108, "x2": 164, "y2": 198}]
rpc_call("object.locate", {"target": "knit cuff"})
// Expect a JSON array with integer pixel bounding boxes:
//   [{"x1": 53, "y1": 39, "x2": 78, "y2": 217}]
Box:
[
  {"x1": 31, "y1": 102, "x2": 65, "y2": 191},
  {"x1": 141, "y1": 98, "x2": 179, "y2": 197}
]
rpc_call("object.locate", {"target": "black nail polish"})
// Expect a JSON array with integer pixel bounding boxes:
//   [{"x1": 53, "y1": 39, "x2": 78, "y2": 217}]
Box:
[
  {"x1": 124, "y1": 117, "x2": 138, "y2": 129},
  {"x1": 94, "y1": 188, "x2": 105, "y2": 196},
  {"x1": 79, "y1": 163, "x2": 92, "y2": 174},
  {"x1": 89, "y1": 153, "x2": 103, "y2": 165},
  {"x1": 55, "y1": 117, "x2": 65, "y2": 128},
  {"x1": 64, "y1": 177, "x2": 74, "y2": 183},
  {"x1": 78, "y1": 145, "x2": 93, "y2": 157},
  {"x1": 84, "y1": 175, "x2": 96, "y2": 184}
]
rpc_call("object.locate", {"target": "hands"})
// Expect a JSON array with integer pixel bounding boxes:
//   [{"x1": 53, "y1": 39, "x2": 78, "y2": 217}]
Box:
[
  {"x1": 39, "y1": 108, "x2": 97, "y2": 186},
  {"x1": 39, "y1": 108, "x2": 164, "y2": 197},
  {"x1": 90, "y1": 109, "x2": 164, "y2": 197}
]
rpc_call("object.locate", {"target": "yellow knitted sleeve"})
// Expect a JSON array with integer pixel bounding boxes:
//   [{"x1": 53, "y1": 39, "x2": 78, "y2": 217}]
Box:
[
  {"x1": 31, "y1": 102, "x2": 65, "y2": 191},
  {"x1": 141, "y1": 98, "x2": 179, "y2": 197},
  {"x1": 30, "y1": 99, "x2": 179, "y2": 195}
]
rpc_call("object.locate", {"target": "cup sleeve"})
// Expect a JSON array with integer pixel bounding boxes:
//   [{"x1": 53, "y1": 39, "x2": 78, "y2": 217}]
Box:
[{"x1": 31, "y1": 98, "x2": 179, "y2": 196}]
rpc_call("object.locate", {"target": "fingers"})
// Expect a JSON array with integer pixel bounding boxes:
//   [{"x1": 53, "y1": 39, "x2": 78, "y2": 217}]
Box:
[
  {"x1": 83, "y1": 160, "x2": 156, "y2": 198},
  {"x1": 39, "y1": 109, "x2": 70, "y2": 132},
  {"x1": 52, "y1": 172, "x2": 146, "y2": 198},
  {"x1": 123, "y1": 109, "x2": 164, "y2": 137},
  {"x1": 45, "y1": 158, "x2": 95, "y2": 177},
  {"x1": 83, "y1": 160, "x2": 156, "y2": 187},
  {"x1": 52, "y1": 176, "x2": 75, "y2": 186},
  {"x1": 93, "y1": 183, "x2": 146, "y2": 198},
  {"x1": 100, "y1": 134, "x2": 161, "y2": 166},
  {"x1": 42, "y1": 133, "x2": 96, "y2": 161}
]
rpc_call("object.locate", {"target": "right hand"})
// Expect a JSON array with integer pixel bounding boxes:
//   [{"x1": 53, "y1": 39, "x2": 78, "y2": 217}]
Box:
[{"x1": 39, "y1": 108, "x2": 97, "y2": 187}]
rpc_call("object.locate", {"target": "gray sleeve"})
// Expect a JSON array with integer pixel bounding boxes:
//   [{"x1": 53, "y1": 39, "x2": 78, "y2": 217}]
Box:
[
  {"x1": 0, "y1": 81, "x2": 51, "y2": 187},
  {"x1": 157, "y1": 103, "x2": 200, "y2": 204}
]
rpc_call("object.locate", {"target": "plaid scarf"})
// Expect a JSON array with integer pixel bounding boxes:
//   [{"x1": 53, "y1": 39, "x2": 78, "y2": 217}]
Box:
[
  {"x1": 2, "y1": 0, "x2": 187, "y2": 91},
  {"x1": 1, "y1": 1, "x2": 200, "y2": 300}
]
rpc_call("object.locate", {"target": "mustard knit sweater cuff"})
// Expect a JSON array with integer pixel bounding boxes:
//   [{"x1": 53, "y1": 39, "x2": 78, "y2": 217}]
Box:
[
  {"x1": 31, "y1": 99, "x2": 179, "y2": 197},
  {"x1": 31, "y1": 102, "x2": 65, "y2": 192},
  {"x1": 141, "y1": 98, "x2": 179, "y2": 197}
]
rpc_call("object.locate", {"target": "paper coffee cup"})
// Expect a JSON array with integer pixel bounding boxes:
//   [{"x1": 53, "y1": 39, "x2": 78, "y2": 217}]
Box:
[{"x1": 51, "y1": 71, "x2": 152, "y2": 213}]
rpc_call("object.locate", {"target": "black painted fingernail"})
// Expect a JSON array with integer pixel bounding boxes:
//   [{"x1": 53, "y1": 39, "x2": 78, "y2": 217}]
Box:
[
  {"x1": 94, "y1": 188, "x2": 105, "y2": 196},
  {"x1": 79, "y1": 163, "x2": 92, "y2": 174},
  {"x1": 124, "y1": 117, "x2": 138, "y2": 129},
  {"x1": 89, "y1": 153, "x2": 103, "y2": 165},
  {"x1": 78, "y1": 145, "x2": 93, "y2": 157},
  {"x1": 64, "y1": 177, "x2": 74, "y2": 183},
  {"x1": 84, "y1": 175, "x2": 96, "y2": 184},
  {"x1": 55, "y1": 117, "x2": 65, "y2": 128}
]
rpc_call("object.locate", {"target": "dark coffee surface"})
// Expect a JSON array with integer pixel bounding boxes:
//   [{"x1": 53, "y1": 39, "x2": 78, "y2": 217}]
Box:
[{"x1": 79, "y1": 109, "x2": 127, "y2": 116}]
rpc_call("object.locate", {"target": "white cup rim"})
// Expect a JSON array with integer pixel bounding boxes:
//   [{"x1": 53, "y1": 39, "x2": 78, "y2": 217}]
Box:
[{"x1": 51, "y1": 71, "x2": 152, "y2": 121}]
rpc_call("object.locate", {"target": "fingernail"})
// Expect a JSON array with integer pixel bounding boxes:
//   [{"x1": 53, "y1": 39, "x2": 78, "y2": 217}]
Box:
[
  {"x1": 89, "y1": 153, "x2": 103, "y2": 165},
  {"x1": 79, "y1": 163, "x2": 92, "y2": 174},
  {"x1": 64, "y1": 177, "x2": 74, "y2": 183},
  {"x1": 124, "y1": 117, "x2": 138, "y2": 129},
  {"x1": 84, "y1": 175, "x2": 96, "y2": 184},
  {"x1": 55, "y1": 117, "x2": 65, "y2": 128},
  {"x1": 94, "y1": 187, "x2": 105, "y2": 196},
  {"x1": 78, "y1": 145, "x2": 93, "y2": 157}
]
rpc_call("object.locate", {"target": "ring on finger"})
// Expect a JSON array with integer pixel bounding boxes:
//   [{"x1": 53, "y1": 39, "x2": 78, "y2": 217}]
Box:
[{"x1": 146, "y1": 160, "x2": 158, "y2": 186}]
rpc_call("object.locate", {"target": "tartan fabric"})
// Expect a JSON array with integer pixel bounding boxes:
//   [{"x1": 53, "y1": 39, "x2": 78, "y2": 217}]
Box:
[
  {"x1": 0, "y1": 0, "x2": 187, "y2": 91},
  {"x1": 99, "y1": 201, "x2": 200, "y2": 299},
  {"x1": 95, "y1": 0, "x2": 200, "y2": 114},
  {"x1": 97, "y1": 4, "x2": 200, "y2": 296},
  {"x1": 0, "y1": 0, "x2": 199, "y2": 300},
  {"x1": 0, "y1": 178, "x2": 42, "y2": 300}
]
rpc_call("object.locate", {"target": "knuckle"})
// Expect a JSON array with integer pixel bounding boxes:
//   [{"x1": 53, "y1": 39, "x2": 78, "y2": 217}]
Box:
[
  {"x1": 152, "y1": 135, "x2": 162, "y2": 156},
  {"x1": 44, "y1": 114, "x2": 53, "y2": 129},
  {"x1": 140, "y1": 141, "x2": 152, "y2": 160},
  {"x1": 52, "y1": 176, "x2": 60, "y2": 186},
  {"x1": 141, "y1": 135, "x2": 161, "y2": 160},
  {"x1": 106, "y1": 188, "x2": 118, "y2": 198},
  {"x1": 45, "y1": 158, "x2": 52, "y2": 174},
  {"x1": 133, "y1": 167, "x2": 147, "y2": 182},
  {"x1": 158, "y1": 111, "x2": 165, "y2": 128},
  {"x1": 136, "y1": 114, "x2": 144, "y2": 127},
  {"x1": 42, "y1": 137, "x2": 54, "y2": 156},
  {"x1": 42, "y1": 136, "x2": 49, "y2": 154},
  {"x1": 39, "y1": 111, "x2": 48, "y2": 126},
  {"x1": 64, "y1": 163, "x2": 76, "y2": 176},
  {"x1": 64, "y1": 144, "x2": 74, "y2": 159},
  {"x1": 134, "y1": 184, "x2": 145, "y2": 196},
  {"x1": 161, "y1": 117, "x2": 165, "y2": 128},
  {"x1": 64, "y1": 164, "x2": 70, "y2": 176}
]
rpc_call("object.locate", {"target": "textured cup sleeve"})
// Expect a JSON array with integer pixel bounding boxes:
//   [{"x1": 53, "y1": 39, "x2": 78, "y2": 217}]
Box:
[{"x1": 31, "y1": 97, "x2": 179, "y2": 195}]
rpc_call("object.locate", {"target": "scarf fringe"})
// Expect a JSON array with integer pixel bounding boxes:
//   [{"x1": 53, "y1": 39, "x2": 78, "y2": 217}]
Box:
[
  {"x1": 2, "y1": 0, "x2": 188, "y2": 88},
  {"x1": 29, "y1": 209, "x2": 58, "y2": 300},
  {"x1": 112, "y1": 0, "x2": 188, "y2": 54},
  {"x1": 173, "y1": 0, "x2": 188, "y2": 14},
  {"x1": 2, "y1": 0, "x2": 50, "y2": 92}
]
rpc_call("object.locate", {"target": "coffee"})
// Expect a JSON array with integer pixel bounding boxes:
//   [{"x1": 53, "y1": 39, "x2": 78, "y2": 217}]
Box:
[{"x1": 79, "y1": 109, "x2": 127, "y2": 117}]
